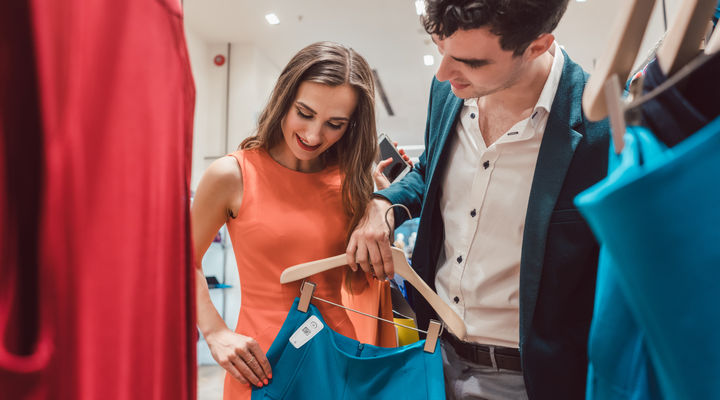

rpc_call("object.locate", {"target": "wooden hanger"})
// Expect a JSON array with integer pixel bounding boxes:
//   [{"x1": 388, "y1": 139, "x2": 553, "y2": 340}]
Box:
[
  {"x1": 582, "y1": 0, "x2": 657, "y2": 123},
  {"x1": 280, "y1": 247, "x2": 467, "y2": 341},
  {"x1": 656, "y1": 0, "x2": 718, "y2": 75}
]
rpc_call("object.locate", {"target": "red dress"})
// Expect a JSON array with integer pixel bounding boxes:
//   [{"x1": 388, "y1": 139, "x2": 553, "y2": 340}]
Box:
[{"x1": 0, "y1": 0, "x2": 196, "y2": 398}]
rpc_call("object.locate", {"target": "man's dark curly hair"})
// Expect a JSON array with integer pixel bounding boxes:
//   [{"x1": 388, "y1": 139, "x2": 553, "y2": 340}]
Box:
[{"x1": 422, "y1": 0, "x2": 570, "y2": 56}]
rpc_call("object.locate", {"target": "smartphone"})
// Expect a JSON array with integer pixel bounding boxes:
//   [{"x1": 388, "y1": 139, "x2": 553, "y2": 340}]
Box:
[{"x1": 377, "y1": 133, "x2": 412, "y2": 183}]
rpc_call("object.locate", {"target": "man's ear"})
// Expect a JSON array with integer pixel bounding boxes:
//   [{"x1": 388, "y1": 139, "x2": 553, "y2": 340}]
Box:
[{"x1": 523, "y1": 33, "x2": 555, "y2": 61}]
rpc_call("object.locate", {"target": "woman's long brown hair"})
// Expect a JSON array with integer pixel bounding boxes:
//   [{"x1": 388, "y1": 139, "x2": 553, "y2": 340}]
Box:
[{"x1": 240, "y1": 42, "x2": 377, "y2": 263}]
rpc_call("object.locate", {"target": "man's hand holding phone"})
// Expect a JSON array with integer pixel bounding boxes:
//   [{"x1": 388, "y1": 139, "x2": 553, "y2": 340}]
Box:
[{"x1": 374, "y1": 134, "x2": 413, "y2": 190}]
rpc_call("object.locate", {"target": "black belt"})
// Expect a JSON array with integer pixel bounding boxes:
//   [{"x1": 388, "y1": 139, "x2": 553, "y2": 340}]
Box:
[{"x1": 442, "y1": 331, "x2": 522, "y2": 372}]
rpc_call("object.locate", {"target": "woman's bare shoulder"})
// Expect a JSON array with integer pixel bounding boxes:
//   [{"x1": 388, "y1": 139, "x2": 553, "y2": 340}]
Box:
[{"x1": 195, "y1": 155, "x2": 244, "y2": 216}]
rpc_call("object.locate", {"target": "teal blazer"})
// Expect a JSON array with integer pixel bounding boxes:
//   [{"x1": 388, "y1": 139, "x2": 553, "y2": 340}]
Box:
[{"x1": 377, "y1": 51, "x2": 609, "y2": 399}]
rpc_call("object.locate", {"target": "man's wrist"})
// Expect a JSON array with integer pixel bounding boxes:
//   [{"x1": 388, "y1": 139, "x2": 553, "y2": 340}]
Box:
[{"x1": 370, "y1": 195, "x2": 395, "y2": 229}]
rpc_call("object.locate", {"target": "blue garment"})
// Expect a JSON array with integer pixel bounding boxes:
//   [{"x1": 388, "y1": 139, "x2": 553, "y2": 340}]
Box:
[
  {"x1": 579, "y1": 131, "x2": 664, "y2": 400},
  {"x1": 575, "y1": 118, "x2": 720, "y2": 399},
  {"x1": 252, "y1": 298, "x2": 445, "y2": 399},
  {"x1": 376, "y1": 49, "x2": 609, "y2": 399}
]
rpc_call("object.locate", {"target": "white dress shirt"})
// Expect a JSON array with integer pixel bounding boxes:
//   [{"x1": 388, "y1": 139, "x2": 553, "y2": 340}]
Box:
[{"x1": 435, "y1": 42, "x2": 565, "y2": 347}]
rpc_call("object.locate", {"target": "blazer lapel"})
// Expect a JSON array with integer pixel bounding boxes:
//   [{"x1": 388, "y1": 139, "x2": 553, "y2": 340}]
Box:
[
  {"x1": 519, "y1": 54, "x2": 585, "y2": 343},
  {"x1": 426, "y1": 91, "x2": 463, "y2": 201}
]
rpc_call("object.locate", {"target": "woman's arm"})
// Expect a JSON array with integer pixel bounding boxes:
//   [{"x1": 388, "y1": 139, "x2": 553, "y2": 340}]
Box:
[{"x1": 192, "y1": 156, "x2": 271, "y2": 387}]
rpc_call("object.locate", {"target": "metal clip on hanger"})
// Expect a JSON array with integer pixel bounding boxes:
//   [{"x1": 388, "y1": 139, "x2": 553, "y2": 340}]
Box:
[{"x1": 281, "y1": 203, "x2": 466, "y2": 353}]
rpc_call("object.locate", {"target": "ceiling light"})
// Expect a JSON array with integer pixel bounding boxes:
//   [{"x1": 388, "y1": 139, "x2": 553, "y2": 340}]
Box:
[
  {"x1": 424, "y1": 55, "x2": 434, "y2": 66},
  {"x1": 576, "y1": 0, "x2": 587, "y2": 2},
  {"x1": 265, "y1": 13, "x2": 280, "y2": 25},
  {"x1": 415, "y1": 0, "x2": 425, "y2": 15}
]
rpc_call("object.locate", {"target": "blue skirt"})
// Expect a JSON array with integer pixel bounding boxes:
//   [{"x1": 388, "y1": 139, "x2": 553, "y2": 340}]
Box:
[{"x1": 252, "y1": 298, "x2": 445, "y2": 399}]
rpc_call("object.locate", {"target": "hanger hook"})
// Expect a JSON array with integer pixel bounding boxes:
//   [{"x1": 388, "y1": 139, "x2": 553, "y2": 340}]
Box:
[{"x1": 384, "y1": 204, "x2": 412, "y2": 242}]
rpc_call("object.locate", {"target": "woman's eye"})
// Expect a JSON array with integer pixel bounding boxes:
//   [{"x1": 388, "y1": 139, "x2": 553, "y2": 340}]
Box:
[
  {"x1": 327, "y1": 122, "x2": 343, "y2": 130},
  {"x1": 297, "y1": 109, "x2": 313, "y2": 119}
]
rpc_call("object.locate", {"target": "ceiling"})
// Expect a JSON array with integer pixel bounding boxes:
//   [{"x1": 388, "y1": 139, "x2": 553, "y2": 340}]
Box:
[{"x1": 184, "y1": 0, "x2": 677, "y2": 147}]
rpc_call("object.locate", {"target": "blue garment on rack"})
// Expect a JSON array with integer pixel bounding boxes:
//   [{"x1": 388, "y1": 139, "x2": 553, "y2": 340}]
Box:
[
  {"x1": 575, "y1": 118, "x2": 720, "y2": 400},
  {"x1": 580, "y1": 132, "x2": 663, "y2": 400},
  {"x1": 252, "y1": 298, "x2": 445, "y2": 400}
]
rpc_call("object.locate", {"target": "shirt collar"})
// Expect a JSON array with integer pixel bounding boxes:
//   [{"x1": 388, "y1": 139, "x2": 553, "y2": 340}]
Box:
[{"x1": 533, "y1": 41, "x2": 564, "y2": 117}]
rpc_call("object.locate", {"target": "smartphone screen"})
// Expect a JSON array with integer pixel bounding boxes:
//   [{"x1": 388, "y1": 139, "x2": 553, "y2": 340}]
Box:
[{"x1": 377, "y1": 134, "x2": 411, "y2": 182}]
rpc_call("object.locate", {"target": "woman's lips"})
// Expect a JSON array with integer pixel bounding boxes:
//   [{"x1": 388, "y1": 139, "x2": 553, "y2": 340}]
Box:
[{"x1": 295, "y1": 134, "x2": 321, "y2": 151}]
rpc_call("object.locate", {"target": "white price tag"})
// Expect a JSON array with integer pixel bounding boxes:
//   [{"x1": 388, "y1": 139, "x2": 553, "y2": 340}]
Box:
[{"x1": 289, "y1": 315, "x2": 324, "y2": 349}]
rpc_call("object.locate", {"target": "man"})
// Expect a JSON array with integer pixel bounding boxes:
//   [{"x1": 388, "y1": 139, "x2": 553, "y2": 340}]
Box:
[{"x1": 347, "y1": 1, "x2": 609, "y2": 398}]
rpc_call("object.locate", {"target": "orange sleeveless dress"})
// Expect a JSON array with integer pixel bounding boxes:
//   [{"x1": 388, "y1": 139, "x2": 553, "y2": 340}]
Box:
[{"x1": 222, "y1": 148, "x2": 359, "y2": 399}]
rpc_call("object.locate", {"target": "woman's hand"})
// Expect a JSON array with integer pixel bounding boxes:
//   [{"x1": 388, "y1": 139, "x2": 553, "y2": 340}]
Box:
[
  {"x1": 205, "y1": 329, "x2": 272, "y2": 387},
  {"x1": 373, "y1": 142, "x2": 412, "y2": 190}
]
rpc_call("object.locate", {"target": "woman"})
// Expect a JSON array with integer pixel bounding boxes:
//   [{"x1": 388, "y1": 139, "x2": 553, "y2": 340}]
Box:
[{"x1": 192, "y1": 42, "x2": 379, "y2": 399}]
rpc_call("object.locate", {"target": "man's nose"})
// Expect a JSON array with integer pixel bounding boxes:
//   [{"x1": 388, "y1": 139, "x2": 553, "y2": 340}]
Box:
[{"x1": 435, "y1": 55, "x2": 453, "y2": 82}]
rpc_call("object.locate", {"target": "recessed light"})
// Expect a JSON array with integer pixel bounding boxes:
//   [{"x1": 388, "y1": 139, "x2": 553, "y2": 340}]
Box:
[
  {"x1": 424, "y1": 55, "x2": 434, "y2": 66},
  {"x1": 415, "y1": 0, "x2": 425, "y2": 15},
  {"x1": 265, "y1": 13, "x2": 280, "y2": 25}
]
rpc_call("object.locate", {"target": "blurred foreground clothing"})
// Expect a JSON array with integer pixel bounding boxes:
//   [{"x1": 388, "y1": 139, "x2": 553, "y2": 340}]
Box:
[
  {"x1": 578, "y1": 120, "x2": 720, "y2": 399},
  {"x1": 0, "y1": 0, "x2": 197, "y2": 398}
]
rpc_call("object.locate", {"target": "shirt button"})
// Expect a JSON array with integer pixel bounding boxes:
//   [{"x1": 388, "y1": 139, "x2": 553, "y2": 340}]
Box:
[
  {"x1": 470, "y1": 113, "x2": 476, "y2": 119},
  {"x1": 470, "y1": 209, "x2": 477, "y2": 217},
  {"x1": 483, "y1": 160, "x2": 490, "y2": 169},
  {"x1": 456, "y1": 256, "x2": 463, "y2": 263},
  {"x1": 453, "y1": 296, "x2": 460, "y2": 303}
]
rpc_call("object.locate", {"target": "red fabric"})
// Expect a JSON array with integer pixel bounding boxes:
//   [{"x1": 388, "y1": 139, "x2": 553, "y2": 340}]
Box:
[
  {"x1": 0, "y1": 1, "x2": 49, "y2": 398},
  {"x1": 1, "y1": 0, "x2": 197, "y2": 398}
]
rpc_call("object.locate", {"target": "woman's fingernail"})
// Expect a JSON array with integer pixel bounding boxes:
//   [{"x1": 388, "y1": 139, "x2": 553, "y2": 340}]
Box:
[
  {"x1": 264, "y1": 379, "x2": 269, "y2": 385},
  {"x1": 257, "y1": 382, "x2": 263, "y2": 388},
  {"x1": 269, "y1": 373, "x2": 273, "y2": 379}
]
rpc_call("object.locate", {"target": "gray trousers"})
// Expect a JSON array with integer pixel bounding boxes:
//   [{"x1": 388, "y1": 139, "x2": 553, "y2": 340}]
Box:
[{"x1": 441, "y1": 340, "x2": 529, "y2": 400}]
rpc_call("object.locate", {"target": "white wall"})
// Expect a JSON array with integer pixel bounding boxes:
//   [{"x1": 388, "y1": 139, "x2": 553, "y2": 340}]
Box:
[
  {"x1": 226, "y1": 44, "x2": 280, "y2": 152},
  {"x1": 185, "y1": 28, "x2": 207, "y2": 193},
  {"x1": 185, "y1": 28, "x2": 229, "y2": 192}
]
